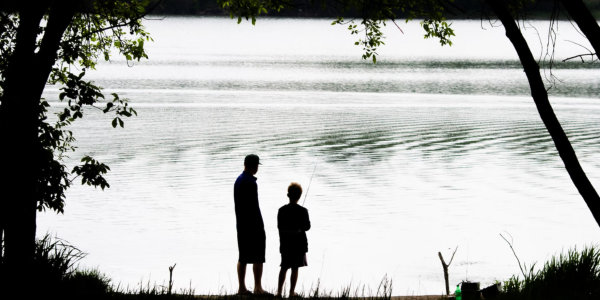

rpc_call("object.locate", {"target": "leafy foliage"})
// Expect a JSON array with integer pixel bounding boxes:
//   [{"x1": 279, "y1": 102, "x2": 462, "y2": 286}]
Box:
[
  {"x1": 332, "y1": 17, "x2": 386, "y2": 63},
  {"x1": 0, "y1": 1, "x2": 151, "y2": 213},
  {"x1": 219, "y1": 0, "x2": 292, "y2": 24},
  {"x1": 72, "y1": 156, "x2": 111, "y2": 190},
  {"x1": 220, "y1": 0, "x2": 455, "y2": 63},
  {"x1": 421, "y1": 19, "x2": 454, "y2": 46}
]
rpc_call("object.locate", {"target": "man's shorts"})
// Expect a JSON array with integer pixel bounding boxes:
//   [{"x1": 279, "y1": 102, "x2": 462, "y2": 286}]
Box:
[{"x1": 237, "y1": 229, "x2": 266, "y2": 264}]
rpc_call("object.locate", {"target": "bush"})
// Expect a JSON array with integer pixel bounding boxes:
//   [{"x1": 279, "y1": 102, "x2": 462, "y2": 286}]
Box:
[
  {"x1": 32, "y1": 234, "x2": 111, "y2": 298},
  {"x1": 63, "y1": 268, "x2": 112, "y2": 298},
  {"x1": 500, "y1": 246, "x2": 600, "y2": 300}
]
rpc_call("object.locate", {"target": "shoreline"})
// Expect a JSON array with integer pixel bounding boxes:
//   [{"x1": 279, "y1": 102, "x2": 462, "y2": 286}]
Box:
[{"x1": 193, "y1": 295, "x2": 448, "y2": 299}]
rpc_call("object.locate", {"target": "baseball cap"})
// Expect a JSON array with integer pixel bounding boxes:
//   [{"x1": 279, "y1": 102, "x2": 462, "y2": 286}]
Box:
[{"x1": 244, "y1": 154, "x2": 261, "y2": 166}]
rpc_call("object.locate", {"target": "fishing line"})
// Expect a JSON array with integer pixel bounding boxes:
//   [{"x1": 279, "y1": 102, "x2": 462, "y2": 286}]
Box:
[{"x1": 302, "y1": 163, "x2": 318, "y2": 206}]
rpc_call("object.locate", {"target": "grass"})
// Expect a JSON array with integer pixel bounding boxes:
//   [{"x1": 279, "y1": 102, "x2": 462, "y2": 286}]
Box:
[
  {"x1": 25, "y1": 233, "x2": 399, "y2": 299},
  {"x1": 27, "y1": 234, "x2": 197, "y2": 299},
  {"x1": 298, "y1": 275, "x2": 393, "y2": 300},
  {"x1": 103, "y1": 278, "x2": 394, "y2": 300},
  {"x1": 498, "y1": 246, "x2": 600, "y2": 300},
  {"x1": 19, "y1": 235, "x2": 600, "y2": 300},
  {"x1": 25, "y1": 235, "x2": 397, "y2": 300}
]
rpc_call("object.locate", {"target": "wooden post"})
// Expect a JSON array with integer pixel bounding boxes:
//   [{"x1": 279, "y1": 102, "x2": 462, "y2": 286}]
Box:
[
  {"x1": 438, "y1": 247, "x2": 458, "y2": 296},
  {"x1": 168, "y1": 263, "x2": 176, "y2": 295}
]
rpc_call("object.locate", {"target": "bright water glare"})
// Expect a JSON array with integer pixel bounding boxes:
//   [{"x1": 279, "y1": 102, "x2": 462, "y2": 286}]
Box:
[{"x1": 38, "y1": 18, "x2": 600, "y2": 295}]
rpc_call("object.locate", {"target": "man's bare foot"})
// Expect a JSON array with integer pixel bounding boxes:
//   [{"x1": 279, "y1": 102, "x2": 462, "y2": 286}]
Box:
[
  {"x1": 237, "y1": 289, "x2": 253, "y2": 296},
  {"x1": 289, "y1": 292, "x2": 300, "y2": 298},
  {"x1": 254, "y1": 289, "x2": 274, "y2": 297}
]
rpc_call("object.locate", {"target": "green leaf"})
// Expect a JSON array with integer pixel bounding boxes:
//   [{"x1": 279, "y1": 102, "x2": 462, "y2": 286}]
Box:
[{"x1": 103, "y1": 102, "x2": 113, "y2": 113}]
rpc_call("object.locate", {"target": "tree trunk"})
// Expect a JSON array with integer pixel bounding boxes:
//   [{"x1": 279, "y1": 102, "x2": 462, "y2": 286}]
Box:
[
  {"x1": 485, "y1": 0, "x2": 600, "y2": 227},
  {"x1": 560, "y1": 0, "x2": 600, "y2": 60},
  {"x1": 0, "y1": 4, "x2": 48, "y2": 287},
  {"x1": 438, "y1": 252, "x2": 450, "y2": 295},
  {"x1": 0, "y1": 2, "x2": 75, "y2": 291}
]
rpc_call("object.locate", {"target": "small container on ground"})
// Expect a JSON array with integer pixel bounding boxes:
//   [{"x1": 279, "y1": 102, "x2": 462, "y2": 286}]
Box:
[
  {"x1": 480, "y1": 283, "x2": 500, "y2": 299},
  {"x1": 461, "y1": 281, "x2": 480, "y2": 300}
]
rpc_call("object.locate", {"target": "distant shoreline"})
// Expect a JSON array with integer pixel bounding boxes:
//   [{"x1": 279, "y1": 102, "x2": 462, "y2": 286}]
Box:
[
  {"x1": 146, "y1": 0, "x2": 600, "y2": 20},
  {"x1": 147, "y1": 12, "x2": 600, "y2": 21},
  {"x1": 147, "y1": 14, "x2": 600, "y2": 21}
]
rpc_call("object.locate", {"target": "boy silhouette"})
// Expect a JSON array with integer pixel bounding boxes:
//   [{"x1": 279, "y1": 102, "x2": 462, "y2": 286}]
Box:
[{"x1": 276, "y1": 182, "x2": 311, "y2": 297}]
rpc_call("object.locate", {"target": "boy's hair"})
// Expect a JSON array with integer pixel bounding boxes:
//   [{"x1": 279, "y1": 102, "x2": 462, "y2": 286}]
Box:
[{"x1": 287, "y1": 182, "x2": 303, "y2": 202}]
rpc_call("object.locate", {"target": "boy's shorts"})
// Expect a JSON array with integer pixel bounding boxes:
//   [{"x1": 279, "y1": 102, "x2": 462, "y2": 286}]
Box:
[{"x1": 280, "y1": 252, "x2": 307, "y2": 269}]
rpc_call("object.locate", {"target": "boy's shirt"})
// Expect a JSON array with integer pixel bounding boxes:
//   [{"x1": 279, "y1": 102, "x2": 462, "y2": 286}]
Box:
[{"x1": 277, "y1": 203, "x2": 311, "y2": 254}]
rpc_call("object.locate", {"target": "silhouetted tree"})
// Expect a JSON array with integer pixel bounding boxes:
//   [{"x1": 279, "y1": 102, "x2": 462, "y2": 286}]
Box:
[
  {"x1": 560, "y1": 0, "x2": 600, "y2": 60},
  {"x1": 221, "y1": 0, "x2": 600, "y2": 228},
  {"x1": 483, "y1": 0, "x2": 600, "y2": 226},
  {"x1": 0, "y1": 0, "x2": 151, "y2": 292}
]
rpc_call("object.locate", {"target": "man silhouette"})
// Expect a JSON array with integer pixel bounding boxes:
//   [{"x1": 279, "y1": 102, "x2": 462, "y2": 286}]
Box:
[{"x1": 234, "y1": 154, "x2": 271, "y2": 295}]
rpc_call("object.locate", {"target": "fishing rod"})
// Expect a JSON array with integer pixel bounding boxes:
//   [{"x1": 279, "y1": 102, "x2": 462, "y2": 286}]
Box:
[{"x1": 302, "y1": 163, "x2": 317, "y2": 206}]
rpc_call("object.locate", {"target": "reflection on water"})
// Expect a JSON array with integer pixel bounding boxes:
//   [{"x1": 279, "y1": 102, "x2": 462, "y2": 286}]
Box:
[
  {"x1": 38, "y1": 18, "x2": 600, "y2": 295},
  {"x1": 78, "y1": 59, "x2": 600, "y2": 97}
]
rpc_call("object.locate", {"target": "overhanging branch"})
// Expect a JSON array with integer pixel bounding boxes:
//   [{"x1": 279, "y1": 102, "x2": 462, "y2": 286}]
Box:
[{"x1": 562, "y1": 53, "x2": 598, "y2": 62}]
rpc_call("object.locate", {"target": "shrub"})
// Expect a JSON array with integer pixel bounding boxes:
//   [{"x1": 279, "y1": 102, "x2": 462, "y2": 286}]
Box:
[
  {"x1": 63, "y1": 268, "x2": 112, "y2": 298},
  {"x1": 500, "y1": 246, "x2": 600, "y2": 300},
  {"x1": 32, "y1": 234, "x2": 111, "y2": 298}
]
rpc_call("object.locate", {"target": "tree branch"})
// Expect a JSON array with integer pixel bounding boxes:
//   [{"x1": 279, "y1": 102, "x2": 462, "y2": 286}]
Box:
[
  {"x1": 438, "y1": 246, "x2": 458, "y2": 296},
  {"x1": 34, "y1": 1, "x2": 77, "y2": 95},
  {"x1": 65, "y1": 20, "x2": 135, "y2": 44},
  {"x1": 64, "y1": 0, "x2": 161, "y2": 45},
  {"x1": 448, "y1": 245, "x2": 458, "y2": 266},
  {"x1": 562, "y1": 53, "x2": 598, "y2": 62},
  {"x1": 499, "y1": 233, "x2": 526, "y2": 278}
]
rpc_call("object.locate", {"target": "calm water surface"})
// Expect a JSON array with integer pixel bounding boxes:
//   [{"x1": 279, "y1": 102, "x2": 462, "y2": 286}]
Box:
[{"x1": 38, "y1": 18, "x2": 600, "y2": 295}]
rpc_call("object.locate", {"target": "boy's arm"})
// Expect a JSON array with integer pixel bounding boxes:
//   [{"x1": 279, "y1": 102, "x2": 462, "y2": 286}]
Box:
[{"x1": 303, "y1": 209, "x2": 311, "y2": 231}]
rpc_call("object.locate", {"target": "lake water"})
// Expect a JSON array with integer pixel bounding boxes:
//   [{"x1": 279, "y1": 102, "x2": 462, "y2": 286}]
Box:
[{"x1": 38, "y1": 18, "x2": 600, "y2": 295}]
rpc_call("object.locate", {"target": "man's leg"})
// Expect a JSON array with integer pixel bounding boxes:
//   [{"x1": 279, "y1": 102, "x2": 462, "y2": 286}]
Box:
[
  {"x1": 289, "y1": 267, "x2": 299, "y2": 296},
  {"x1": 237, "y1": 262, "x2": 249, "y2": 294},
  {"x1": 277, "y1": 267, "x2": 288, "y2": 297},
  {"x1": 253, "y1": 263, "x2": 266, "y2": 293}
]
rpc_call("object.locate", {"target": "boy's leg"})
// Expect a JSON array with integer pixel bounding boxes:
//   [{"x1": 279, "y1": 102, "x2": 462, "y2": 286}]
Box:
[
  {"x1": 289, "y1": 267, "x2": 299, "y2": 296},
  {"x1": 277, "y1": 267, "x2": 289, "y2": 297},
  {"x1": 237, "y1": 262, "x2": 249, "y2": 294}
]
